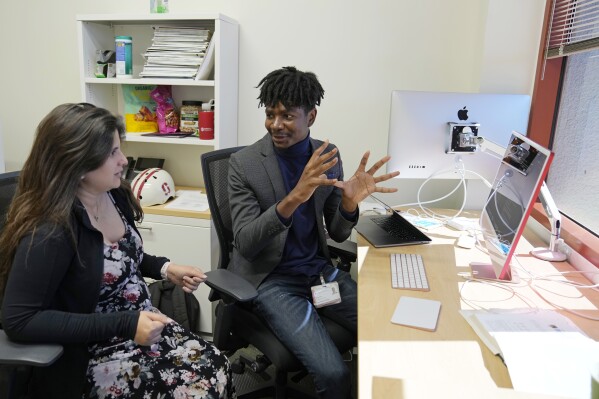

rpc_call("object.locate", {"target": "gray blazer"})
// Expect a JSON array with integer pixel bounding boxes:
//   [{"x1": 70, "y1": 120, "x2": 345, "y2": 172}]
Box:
[{"x1": 228, "y1": 134, "x2": 357, "y2": 288}]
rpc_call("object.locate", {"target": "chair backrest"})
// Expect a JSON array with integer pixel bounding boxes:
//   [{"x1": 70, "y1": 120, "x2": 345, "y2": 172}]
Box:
[
  {"x1": 0, "y1": 171, "x2": 64, "y2": 398},
  {"x1": 200, "y1": 147, "x2": 245, "y2": 270}
]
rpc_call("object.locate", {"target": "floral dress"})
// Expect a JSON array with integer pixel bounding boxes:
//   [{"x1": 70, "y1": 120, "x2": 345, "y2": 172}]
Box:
[{"x1": 83, "y1": 204, "x2": 235, "y2": 399}]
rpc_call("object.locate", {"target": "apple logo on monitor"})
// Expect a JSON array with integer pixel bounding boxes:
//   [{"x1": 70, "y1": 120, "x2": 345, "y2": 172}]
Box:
[{"x1": 458, "y1": 106, "x2": 469, "y2": 121}]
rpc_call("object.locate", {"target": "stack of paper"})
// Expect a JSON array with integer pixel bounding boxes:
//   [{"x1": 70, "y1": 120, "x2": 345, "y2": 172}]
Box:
[
  {"x1": 164, "y1": 190, "x2": 209, "y2": 212},
  {"x1": 461, "y1": 308, "x2": 599, "y2": 398},
  {"x1": 140, "y1": 26, "x2": 212, "y2": 79}
]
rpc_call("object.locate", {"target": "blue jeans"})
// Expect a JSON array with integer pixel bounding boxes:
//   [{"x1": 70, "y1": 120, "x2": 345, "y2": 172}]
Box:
[{"x1": 252, "y1": 264, "x2": 357, "y2": 399}]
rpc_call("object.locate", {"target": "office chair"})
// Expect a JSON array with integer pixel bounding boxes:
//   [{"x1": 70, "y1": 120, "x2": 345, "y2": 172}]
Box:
[
  {"x1": 0, "y1": 170, "x2": 64, "y2": 398},
  {"x1": 201, "y1": 147, "x2": 357, "y2": 399},
  {"x1": 0, "y1": 321, "x2": 63, "y2": 398}
]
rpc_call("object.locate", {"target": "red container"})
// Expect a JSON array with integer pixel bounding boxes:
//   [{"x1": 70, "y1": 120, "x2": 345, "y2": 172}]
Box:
[{"x1": 199, "y1": 111, "x2": 214, "y2": 140}]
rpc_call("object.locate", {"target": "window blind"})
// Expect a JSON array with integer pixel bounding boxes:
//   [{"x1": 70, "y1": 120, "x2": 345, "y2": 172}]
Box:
[{"x1": 546, "y1": 0, "x2": 599, "y2": 58}]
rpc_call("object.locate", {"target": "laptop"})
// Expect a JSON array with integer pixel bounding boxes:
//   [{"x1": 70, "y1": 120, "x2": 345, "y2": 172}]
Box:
[{"x1": 355, "y1": 196, "x2": 432, "y2": 248}]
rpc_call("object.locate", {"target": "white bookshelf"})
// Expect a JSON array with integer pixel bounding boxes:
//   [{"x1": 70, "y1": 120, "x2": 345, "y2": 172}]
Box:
[
  {"x1": 76, "y1": 13, "x2": 238, "y2": 153},
  {"x1": 76, "y1": 14, "x2": 239, "y2": 335}
]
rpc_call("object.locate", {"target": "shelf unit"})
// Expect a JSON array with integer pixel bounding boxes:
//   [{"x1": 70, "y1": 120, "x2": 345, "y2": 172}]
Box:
[
  {"x1": 76, "y1": 13, "x2": 238, "y2": 186},
  {"x1": 76, "y1": 14, "x2": 239, "y2": 335}
]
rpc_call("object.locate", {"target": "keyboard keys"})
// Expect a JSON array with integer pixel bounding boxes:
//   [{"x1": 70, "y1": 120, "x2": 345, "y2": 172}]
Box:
[
  {"x1": 390, "y1": 253, "x2": 430, "y2": 291},
  {"x1": 372, "y1": 215, "x2": 423, "y2": 241}
]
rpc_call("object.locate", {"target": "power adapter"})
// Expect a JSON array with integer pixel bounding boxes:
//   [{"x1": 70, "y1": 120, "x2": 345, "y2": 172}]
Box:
[{"x1": 447, "y1": 217, "x2": 479, "y2": 231}]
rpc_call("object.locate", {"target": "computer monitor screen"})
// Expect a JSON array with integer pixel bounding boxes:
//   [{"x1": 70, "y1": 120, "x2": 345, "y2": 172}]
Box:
[
  {"x1": 471, "y1": 132, "x2": 554, "y2": 282},
  {"x1": 386, "y1": 91, "x2": 531, "y2": 183},
  {"x1": 0, "y1": 170, "x2": 19, "y2": 232}
]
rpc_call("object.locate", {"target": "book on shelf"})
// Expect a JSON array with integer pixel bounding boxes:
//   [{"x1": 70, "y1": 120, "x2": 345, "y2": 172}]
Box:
[
  {"x1": 140, "y1": 72, "x2": 198, "y2": 78},
  {"x1": 150, "y1": 37, "x2": 209, "y2": 44},
  {"x1": 141, "y1": 26, "x2": 213, "y2": 79},
  {"x1": 152, "y1": 32, "x2": 209, "y2": 37},
  {"x1": 153, "y1": 26, "x2": 210, "y2": 35},
  {"x1": 140, "y1": 66, "x2": 200, "y2": 78},
  {"x1": 195, "y1": 35, "x2": 215, "y2": 80},
  {"x1": 141, "y1": 66, "x2": 199, "y2": 72},
  {"x1": 145, "y1": 57, "x2": 204, "y2": 66},
  {"x1": 143, "y1": 51, "x2": 206, "y2": 57},
  {"x1": 153, "y1": 34, "x2": 209, "y2": 40},
  {"x1": 147, "y1": 43, "x2": 209, "y2": 51}
]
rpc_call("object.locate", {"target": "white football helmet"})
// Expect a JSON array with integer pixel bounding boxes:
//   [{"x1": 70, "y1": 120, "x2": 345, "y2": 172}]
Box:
[{"x1": 131, "y1": 168, "x2": 175, "y2": 206}]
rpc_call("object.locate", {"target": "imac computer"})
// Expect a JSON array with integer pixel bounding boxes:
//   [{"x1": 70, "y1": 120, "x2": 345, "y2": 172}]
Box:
[
  {"x1": 0, "y1": 170, "x2": 19, "y2": 232},
  {"x1": 386, "y1": 91, "x2": 531, "y2": 184},
  {"x1": 470, "y1": 132, "x2": 554, "y2": 282}
]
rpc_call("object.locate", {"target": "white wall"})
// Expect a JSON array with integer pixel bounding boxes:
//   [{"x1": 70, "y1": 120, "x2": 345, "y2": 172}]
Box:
[
  {"x1": 0, "y1": 0, "x2": 545, "y2": 207},
  {"x1": 0, "y1": 120, "x2": 4, "y2": 173}
]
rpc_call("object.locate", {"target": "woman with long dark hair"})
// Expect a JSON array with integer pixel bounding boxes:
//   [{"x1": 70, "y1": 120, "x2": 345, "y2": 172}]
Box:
[{"x1": 0, "y1": 103, "x2": 235, "y2": 399}]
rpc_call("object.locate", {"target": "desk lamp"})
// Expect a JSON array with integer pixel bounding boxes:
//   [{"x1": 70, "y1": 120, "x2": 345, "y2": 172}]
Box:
[{"x1": 530, "y1": 182, "x2": 567, "y2": 262}]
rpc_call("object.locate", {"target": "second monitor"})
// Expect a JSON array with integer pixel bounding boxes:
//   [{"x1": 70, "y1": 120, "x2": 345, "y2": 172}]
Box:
[{"x1": 471, "y1": 131, "x2": 554, "y2": 282}]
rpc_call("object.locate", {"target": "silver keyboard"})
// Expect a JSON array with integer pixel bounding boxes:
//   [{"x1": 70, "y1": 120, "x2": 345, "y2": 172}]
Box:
[{"x1": 390, "y1": 253, "x2": 430, "y2": 291}]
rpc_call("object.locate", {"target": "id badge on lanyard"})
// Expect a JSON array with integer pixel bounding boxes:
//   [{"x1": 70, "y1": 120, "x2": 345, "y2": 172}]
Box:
[{"x1": 311, "y1": 273, "x2": 341, "y2": 308}]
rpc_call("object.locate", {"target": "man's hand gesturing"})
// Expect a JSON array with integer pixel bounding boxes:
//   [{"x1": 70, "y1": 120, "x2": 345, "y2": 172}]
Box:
[{"x1": 334, "y1": 151, "x2": 399, "y2": 213}]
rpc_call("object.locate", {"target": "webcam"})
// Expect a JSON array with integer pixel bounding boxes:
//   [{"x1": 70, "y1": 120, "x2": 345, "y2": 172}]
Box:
[
  {"x1": 508, "y1": 143, "x2": 530, "y2": 162},
  {"x1": 503, "y1": 139, "x2": 537, "y2": 176}
]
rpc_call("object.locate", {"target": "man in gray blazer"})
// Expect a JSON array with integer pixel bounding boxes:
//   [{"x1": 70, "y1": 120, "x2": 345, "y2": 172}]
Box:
[{"x1": 228, "y1": 66, "x2": 398, "y2": 399}]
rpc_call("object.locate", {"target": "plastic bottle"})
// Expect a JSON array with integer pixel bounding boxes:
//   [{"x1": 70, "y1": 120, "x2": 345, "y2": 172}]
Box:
[
  {"x1": 115, "y1": 36, "x2": 133, "y2": 78},
  {"x1": 199, "y1": 99, "x2": 215, "y2": 140},
  {"x1": 150, "y1": 0, "x2": 169, "y2": 13}
]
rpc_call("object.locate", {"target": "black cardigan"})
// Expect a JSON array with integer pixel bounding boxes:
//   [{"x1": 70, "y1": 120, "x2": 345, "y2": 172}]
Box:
[{"x1": 1, "y1": 187, "x2": 169, "y2": 398}]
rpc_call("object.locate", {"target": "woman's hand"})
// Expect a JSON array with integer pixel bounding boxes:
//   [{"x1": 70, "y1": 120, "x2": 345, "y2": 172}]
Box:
[
  {"x1": 166, "y1": 264, "x2": 207, "y2": 293},
  {"x1": 134, "y1": 311, "x2": 172, "y2": 346}
]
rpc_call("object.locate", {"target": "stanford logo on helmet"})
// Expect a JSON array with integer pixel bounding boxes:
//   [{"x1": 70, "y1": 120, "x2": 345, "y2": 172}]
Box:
[{"x1": 131, "y1": 168, "x2": 175, "y2": 206}]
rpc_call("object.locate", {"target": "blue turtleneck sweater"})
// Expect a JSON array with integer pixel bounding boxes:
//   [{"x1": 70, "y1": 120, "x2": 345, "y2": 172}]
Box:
[{"x1": 273, "y1": 134, "x2": 328, "y2": 277}]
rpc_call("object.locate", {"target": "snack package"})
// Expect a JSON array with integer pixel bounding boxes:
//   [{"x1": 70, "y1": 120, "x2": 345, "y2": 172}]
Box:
[
  {"x1": 150, "y1": 85, "x2": 179, "y2": 134},
  {"x1": 122, "y1": 85, "x2": 158, "y2": 133}
]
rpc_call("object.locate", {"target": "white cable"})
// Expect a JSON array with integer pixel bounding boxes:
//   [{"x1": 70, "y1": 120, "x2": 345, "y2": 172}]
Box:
[
  {"x1": 528, "y1": 284, "x2": 599, "y2": 321},
  {"x1": 459, "y1": 194, "x2": 599, "y2": 319},
  {"x1": 416, "y1": 159, "x2": 468, "y2": 221},
  {"x1": 418, "y1": 185, "x2": 467, "y2": 220},
  {"x1": 510, "y1": 256, "x2": 599, "y2": 321},
  {"x1": 395, "y1": 167, "x2": 489, "y2": 209},
  {"x1": 395, "y1": 168, "x2": 465, "y2": 208},
  {"x1": 462, "y1": 168, "x2": 493, "y2": 189},
  {"x1": 530, "y1": 270, "x2": 599, "y2": 290},
  {"x1": 459, "y1": 276, "x2": 538, "y2": 310},
  {"x1": 395, "y1": 160, "x2": 494, "y2": 224}
]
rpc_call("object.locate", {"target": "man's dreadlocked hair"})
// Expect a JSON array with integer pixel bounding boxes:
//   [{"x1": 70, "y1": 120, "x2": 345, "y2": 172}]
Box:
[{"x1": 256, "y1": 66, "x2": 325, "y2": 112}]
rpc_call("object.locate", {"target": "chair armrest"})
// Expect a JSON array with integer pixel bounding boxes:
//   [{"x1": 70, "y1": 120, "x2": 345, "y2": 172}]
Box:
[
  {"x1": 0, "y1": 330, "x2": 63, "y2": 367},
  {"x1": 204, "y1": 269, "x2": 258, "y2": 303},
  {"x1": 327, "y1": 239, "x2": 357, "y2": 262}
]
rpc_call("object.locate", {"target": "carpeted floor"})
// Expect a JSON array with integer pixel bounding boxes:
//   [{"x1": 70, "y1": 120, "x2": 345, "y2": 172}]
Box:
[{"x1": 229, "y1": 345, "x2": 357, "y2": 398}]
